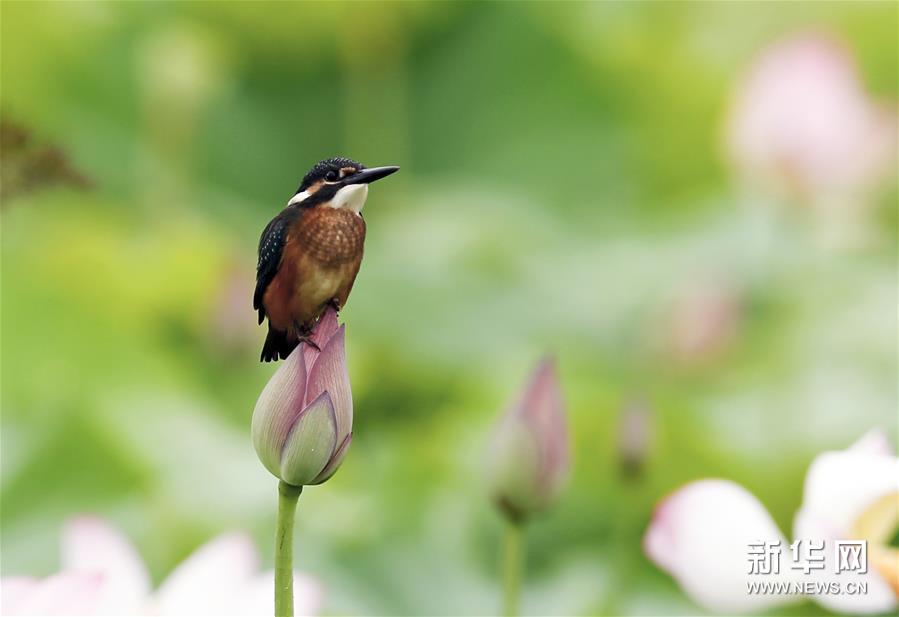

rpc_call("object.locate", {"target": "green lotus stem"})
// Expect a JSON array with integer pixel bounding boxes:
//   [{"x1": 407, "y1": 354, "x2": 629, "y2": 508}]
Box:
[
  {"x1": 502, "y1": 521, "x2": 525, "y2": 617},
  {"x1": 275, "y1": 481, "x2": 302, "y2": 617}
]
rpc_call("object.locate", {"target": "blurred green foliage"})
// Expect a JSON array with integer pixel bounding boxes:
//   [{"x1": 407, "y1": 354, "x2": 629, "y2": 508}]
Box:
[{"x1": 1, "y1": 2, "x2": 896, "y2": 615}]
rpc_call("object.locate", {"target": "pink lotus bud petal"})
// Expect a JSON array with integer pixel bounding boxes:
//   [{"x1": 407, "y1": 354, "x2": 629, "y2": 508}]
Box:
[
  {"x1": 302, "y1": 307, "x2": 340, "y2": 370},
  {"x1": 305, "y1": 325, "x2": 352, "y2": 441},
  {"x1": 252, "y1": 348, "x2": 308, "y2": 479},
  {"x1": 488, "y1": 357, "x2": 569, "y2": 522},
  {"x1": 251, "y1": 309, "x2": 354, "y2": 486},
  {"x1": 279, "y1": 392, "x2": 338, "y2": 487},
  {"x1": 310, "y1": 307, "x2": 340, "y2": 348}
]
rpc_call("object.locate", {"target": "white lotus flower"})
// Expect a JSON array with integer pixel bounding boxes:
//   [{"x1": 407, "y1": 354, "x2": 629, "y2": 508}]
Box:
[
  {"x1": 1, "y1": 517, "x2": 322, "y2": 616},
  {"x1": 644, "y1": 431, "x2": 898, "y2": 614}
]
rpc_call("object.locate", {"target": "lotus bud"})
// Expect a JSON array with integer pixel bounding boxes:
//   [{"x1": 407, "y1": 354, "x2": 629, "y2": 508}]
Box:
[
  {"x1": 252, "y1": 307, "x2": 352, "y2": 487},
  {"x1": 617, "y1": 398, "x2": 654, "y2": 479},
  {"x1": 487, "y1": 357, "x2": 569, "y2": 523}
]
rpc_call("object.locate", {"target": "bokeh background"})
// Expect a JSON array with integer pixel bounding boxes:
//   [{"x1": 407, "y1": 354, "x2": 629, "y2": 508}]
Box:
[{"x1": 1, "y1": 2, "x2": 896, "y2": 615}]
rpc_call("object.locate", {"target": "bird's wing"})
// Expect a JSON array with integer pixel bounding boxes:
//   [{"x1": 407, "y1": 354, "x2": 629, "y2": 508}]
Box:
[{"x1": 253, "y1": 214, "x2": 289, "y2": 324}]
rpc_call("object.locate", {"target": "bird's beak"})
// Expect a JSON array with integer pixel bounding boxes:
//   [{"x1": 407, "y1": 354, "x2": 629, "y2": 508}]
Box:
[{"x1": 342, "y1": 166, "x2": 400, "y2": 185}]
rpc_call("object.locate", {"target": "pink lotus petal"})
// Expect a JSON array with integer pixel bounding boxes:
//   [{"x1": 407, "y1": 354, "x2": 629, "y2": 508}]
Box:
[
  {"x1": 252, "y1": 344, "x2": 308, "y2": 477},
  {"x1": 3, "y1": 572, "x2": 105, "y2": 616},
  {"x1": 644, "y1": 479, "x2": 797, "y2": 614},
  {"x1": 304, "y1": 325, "x2": 352, "y2": 440},
  {"x1": 153, "y1": 533, "x2": 259, "y2": 617},
  {"x1": 3, "y1": 520, "x2": 328, "y2": 617},
  {"x1": 61, "y1": 516, "x2": 150, "y2": 614},
  {"x1": 726, "y1": 32, "x2": 895, "y2": 204},
  {"x1": 1, "y1": 577, "x2": 38, "y2": 615}
]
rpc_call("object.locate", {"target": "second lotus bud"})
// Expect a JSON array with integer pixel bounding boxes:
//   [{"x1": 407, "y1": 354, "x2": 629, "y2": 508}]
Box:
[
  {"x1": 252, "y1": 308, "x2": 353, "y2": 487},
  {"x1": 487, "y1": 357, "x2": 570, "y2": 522}
]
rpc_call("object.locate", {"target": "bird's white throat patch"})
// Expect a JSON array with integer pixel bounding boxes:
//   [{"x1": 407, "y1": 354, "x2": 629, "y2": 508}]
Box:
[
  {"x1": 285, "y1": 184, "x2": 368, "y2": 212},
  {"x1": 331, "y1": 183, "x2": 368, "y2": 213},
  {"x1": 286, "y1": 190, "x2": 310, "y2": 207}
]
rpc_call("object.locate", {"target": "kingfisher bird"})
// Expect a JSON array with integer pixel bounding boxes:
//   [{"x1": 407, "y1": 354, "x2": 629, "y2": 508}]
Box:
[{"x1": 254, "y1": 157, "x2": 399, "y2": 362}]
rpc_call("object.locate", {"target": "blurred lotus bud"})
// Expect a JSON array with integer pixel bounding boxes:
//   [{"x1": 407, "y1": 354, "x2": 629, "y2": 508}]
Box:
[
  {"x1": 252, "y1": 308, "x2": 352, "y2": 486},
  {"x1": 665, "y1": 280, "x2": 741, "y2": 366},
  {"x1": 207, "y1": 260, "x2": 258, "y2": 356},
  {"x1": 617, "y1": 399, "x2": 654, "y2": 478},
  {"x1": 487, "y1": 358, "x2": 569, "y2": 523},
  {"x1": 726, "y1": 33, "x2": 896, "y2": 218}
]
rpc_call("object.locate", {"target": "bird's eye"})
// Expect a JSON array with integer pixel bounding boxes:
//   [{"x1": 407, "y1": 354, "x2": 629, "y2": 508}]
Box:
[{"x1": 325, "y1": 170, "x2": 339, "y2": 182}]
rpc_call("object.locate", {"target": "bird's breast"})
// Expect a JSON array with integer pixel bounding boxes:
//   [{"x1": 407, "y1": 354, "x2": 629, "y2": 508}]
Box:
[
  {"x1": 293, "y1": 207, "x2": 366, "y2": 267},
  {"x1": 262, "y1": 207, "x2": 366, "y2": 332}
]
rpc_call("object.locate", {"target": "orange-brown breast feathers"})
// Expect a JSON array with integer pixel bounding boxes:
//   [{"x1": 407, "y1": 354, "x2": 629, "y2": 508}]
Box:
[
  {"x1": 262, "y1": 207, "x2": 365, "y2": 334},
  {"x1": 293, "y1": 207, "x2": 366, "y2": 266}
]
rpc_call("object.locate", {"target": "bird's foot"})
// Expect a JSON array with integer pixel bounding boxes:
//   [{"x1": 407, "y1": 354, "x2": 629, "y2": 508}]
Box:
[
  {"x1": 294, "y1": 322, "x2": 321, "y2": 351},
  {"x1": 298, "y1": 334, "x2": 320, "y2": 351}
]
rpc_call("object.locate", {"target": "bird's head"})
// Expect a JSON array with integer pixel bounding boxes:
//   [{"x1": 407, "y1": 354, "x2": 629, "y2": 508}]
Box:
[{"x1": 287, "y1": 157, "x2": 399, "y2": 213}]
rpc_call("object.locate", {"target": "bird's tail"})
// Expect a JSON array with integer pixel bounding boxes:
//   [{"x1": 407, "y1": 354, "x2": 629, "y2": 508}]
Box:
[{"x1": 260, "y1": 326, "x2": 298, "y2": 362}]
